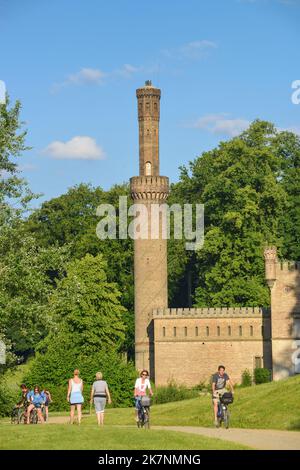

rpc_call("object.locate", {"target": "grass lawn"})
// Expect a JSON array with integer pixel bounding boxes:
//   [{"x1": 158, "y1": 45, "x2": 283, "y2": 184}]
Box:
[{"x1": 0, "y1": 423, "x2": 249, "y2": 450}]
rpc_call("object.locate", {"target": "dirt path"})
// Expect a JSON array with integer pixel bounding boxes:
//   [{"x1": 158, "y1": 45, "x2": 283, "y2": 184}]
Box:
[
  {"x1": 152, "y1": 425, "x2": 300, "y2": 450},
  {"x1": 48, "y1": 416, "x2": 300, "y2": 450}
]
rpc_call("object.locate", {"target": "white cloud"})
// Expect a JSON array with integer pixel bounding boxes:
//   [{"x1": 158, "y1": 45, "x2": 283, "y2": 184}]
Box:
[
  {"x1": 51, "y1": 68, "x2": 106, "y2": 93},
  {"x1": 162, "y1": 40, "x2": 217, "y2": 61},
  {"x1": 67, "y1": 68, "x2": 106, "y2": 85},
  {"x1": 191, "y1": 113, "x2": 250, "y2": 137},
  {"x1": 116, "y1": 64, "x2": 141, "y2": 78},
  {"x1": 43, "y1": 136, "x2": 106, "y2": 160}
]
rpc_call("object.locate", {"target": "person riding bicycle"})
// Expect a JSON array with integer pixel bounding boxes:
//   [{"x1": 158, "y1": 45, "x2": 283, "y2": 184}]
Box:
[
  {"x1": 212, "y1": 365, "x2": 234, "y2": 427},
  {"x1": 16, "y1": 384, "x2": 29, "y2": 409},
  {"x1": 134, "y1": 369, "x2": 153, "y2": 423},
  {"x1": 12, "y1": 384, "x2": 30, "y2": 423},
  {"x1": 26, "y1": 386, "x2": 45, "y2": 424}
]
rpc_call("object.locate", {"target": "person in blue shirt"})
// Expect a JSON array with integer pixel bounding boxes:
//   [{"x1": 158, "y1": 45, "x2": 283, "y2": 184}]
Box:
[
  {"x1": 26, "y1": 386, "x2": 45, "y2": 424},
  {"x1": 26, "y1": 389, "x2": 34, "y2": 402}
]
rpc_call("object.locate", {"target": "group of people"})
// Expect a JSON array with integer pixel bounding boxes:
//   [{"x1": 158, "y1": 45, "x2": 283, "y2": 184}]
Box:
[
  {"x1": 66, "y1": 368, "x2": 151, "y2": 426},
  {"x1": 16, "y1": 384, "x2": 52, "y2": 424},
  {"x1": 16, "y1": 365, "x2": 233, "y2": 427}
]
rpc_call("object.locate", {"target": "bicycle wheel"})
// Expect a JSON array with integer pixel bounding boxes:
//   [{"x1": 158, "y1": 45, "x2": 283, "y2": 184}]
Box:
[
  {"x1": 223, "y1": 408, "x2": 230, "y2": 429},
  {"x1": 31, "y1": 409, "x2": 38, "y2": 424},
  {"x1": 137, "y1": 408, "x2": 143, "y2": 428},
  {"x1": 143, "y1": 408, "x2": 150, "y2": 429},
  {"x1": 18, "y1": 410, "x2": 25, "y2": 424},
  {"x1": 11, "y1": 409, "x2": 18, "y2": 424}
]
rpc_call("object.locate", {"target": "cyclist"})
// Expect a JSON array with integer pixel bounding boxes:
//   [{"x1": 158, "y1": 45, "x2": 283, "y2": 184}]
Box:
[
  {"x1": 12, "y1": 384, "x2": 29, "y2": 423},
  {"x1": 134, "y1": 369, "x2": 153, "y2": 423},
  {"x1": 212, "y1": 365, "x2": 234, "y2": 427},
  {"x1": 26, "y1": 386, "x2": 45, "y2": 424},
  {"x1": 16, "y1": 384, "x2": 29, "y2": 408},
  {"x1": 41, "y1": 388, "x2": 52, "y2": 422}
]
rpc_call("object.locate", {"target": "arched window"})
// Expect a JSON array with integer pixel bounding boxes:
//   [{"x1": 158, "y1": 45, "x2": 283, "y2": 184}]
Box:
[
  {"x1": 195, "y1": 327, "x2": 199, "y2": 337},
  {"x1": 239, "y1": 325, "x2": 243, "y2": 336},
  {"x1": 163, "y1": 327, "x2": 166, "y2": 337},
  {"x1": 250, "y1": 325, "x2": 253, "y2": 337},
  {"x1": 145, "y1": 161, "x2": 152, "y2": 176},
  {"x1": 206, "y1": 326, "x2": 210, "y2": 337},
  {"x1": 173, "y1": 327, "x2": 177, "y2": 337},
  {"x1": 184, "y1": 327, "x2": 187, "y2": 337},
  {"x1": 228, "y1": 326, "x2": 231, "y2": 336},
  {"x1": 217, "y1": 326, "x2": 221, "y2": 336}
]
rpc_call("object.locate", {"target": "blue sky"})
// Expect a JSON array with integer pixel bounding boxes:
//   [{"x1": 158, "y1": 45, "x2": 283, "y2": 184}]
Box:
[{"x1": 1, "y1": 0, "x2": 300, "y2": 205}]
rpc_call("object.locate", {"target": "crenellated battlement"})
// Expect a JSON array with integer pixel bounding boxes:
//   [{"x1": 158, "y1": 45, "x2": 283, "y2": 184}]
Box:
[
  {"x1": 152, "y1": 306, "x2": 270, "y2": 318},
  {"x1": 130, "y1": 176, "x2": 169, "y2": 200},
  {"x1": 277, "y1": 261, "x2": 300, "y2": 271}
]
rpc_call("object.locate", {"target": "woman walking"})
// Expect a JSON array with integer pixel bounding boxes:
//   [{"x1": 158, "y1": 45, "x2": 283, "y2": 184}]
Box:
[
  {"x1": 67, "y1": 369, "x2": 84, "y2": 425},
  {"x1": 90, "y1": 372, "x2": 112, "y2": 426}
]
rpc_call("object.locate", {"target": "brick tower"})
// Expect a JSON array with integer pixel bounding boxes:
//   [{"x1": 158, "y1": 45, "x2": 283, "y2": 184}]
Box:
[{"x1": 130, "y1": 81, "x2": 169, "y2": 375}]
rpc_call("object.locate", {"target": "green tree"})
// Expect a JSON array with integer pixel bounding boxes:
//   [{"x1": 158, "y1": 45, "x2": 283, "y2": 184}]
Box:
[
  {"x1": 0, "y1": 97, "x2": 36, "y2": 223},
  {"x1": 46, "y1": 253, "x2": 126, "y2": 353},
  {"x1": 0, "y1": 225, "x2": 68, "y2": 356},
  {"x1": 172, "y1": 121, "x2": 290, "y2": 307},
  {"x1": 274, "y1": 131, "x2": 300, "y2": 260},
  {"x1": 26, "y1": 183, "x2": 135, "y2": 356}
]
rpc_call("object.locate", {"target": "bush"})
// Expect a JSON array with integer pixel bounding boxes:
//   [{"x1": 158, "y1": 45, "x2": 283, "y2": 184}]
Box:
[
  {"x1": 254, "y1": 368, "x2": 271, "y2": 384},
  {"x1": 241, "y1": 369, "x2": 252, "y2": 387},
  {"x1": 0, "y1": 380, "x2": 18, "y2": 417},
  {"x1": 152, "y1": 379, "x2": 199, "y2": 405}
]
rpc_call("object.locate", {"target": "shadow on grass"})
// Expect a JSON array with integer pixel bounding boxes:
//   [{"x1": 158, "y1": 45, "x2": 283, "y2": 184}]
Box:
[{"x1": 288, "y1": 420, "x2": 300, "y2": 431}]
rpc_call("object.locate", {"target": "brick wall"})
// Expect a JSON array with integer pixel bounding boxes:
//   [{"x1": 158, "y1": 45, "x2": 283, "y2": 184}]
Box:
[{"x1": 152, "y1": 311, "x2": 272, "y2": 386}]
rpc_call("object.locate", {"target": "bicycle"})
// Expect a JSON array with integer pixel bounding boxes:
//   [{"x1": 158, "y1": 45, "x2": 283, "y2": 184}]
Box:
[
  {"x1": 217, "y1": 392, "x2": 234, "y2": 429},
  {"x1": 11, "y1": 407, "x2": 26, "y2": 425},
  {"x1": 30, "y1": 407, "x2": 39, "y2": 424},
  {"x1": 137, "y1": 396, "x2": 151, "y2": 429}
]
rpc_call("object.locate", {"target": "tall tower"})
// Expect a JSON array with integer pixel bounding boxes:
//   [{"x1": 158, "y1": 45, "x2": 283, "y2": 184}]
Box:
[{"x1": 130, "y1": 81, "x2": 169, "y2": 375}]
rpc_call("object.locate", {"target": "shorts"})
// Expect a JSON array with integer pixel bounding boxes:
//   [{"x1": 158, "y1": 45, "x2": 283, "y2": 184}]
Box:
[
  {"x1": 94, "y1": 397, "x2": 106, "y2": 413},
  {"x1": 212, "y1": 388, "x2": 226, "y2": 404},
  {"x1": 33, "y1": 403, "x2": 42, "y2": 409}
]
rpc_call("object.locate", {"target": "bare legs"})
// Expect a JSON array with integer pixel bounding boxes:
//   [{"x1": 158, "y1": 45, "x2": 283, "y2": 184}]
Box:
[
  {"x1": 96, "y1": 411, "x2": 105, "y2": 426},
  {"x1": 70, "y1": 404, "x2": 82, "y2": 424},
  {"x1": 77, "y1": 404, "x2": 82, "y2": 424},
  {"x1": 26, "y1": 404, "x2": 34, "y2": 424},
  {"x1": 37, "y1": 408, "x2": 45, "y2": 424},
  {"x1": 26, "y1": 404, "x2": 44, "y2": 424},
  {"x1": 213, "y1": 400, "x2": 218, "y2": 422}
]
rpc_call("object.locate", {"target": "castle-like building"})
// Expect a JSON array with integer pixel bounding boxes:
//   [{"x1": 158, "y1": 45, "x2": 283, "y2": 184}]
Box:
[{"x1": 130, "y1": 81, "x2": 300, "y2": 385}]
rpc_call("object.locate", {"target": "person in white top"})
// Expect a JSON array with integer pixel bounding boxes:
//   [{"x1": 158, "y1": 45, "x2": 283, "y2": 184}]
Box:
[
  {"x1": 134, "y1": 369, "x2": 153, "y2": 422},
  {"x1": 67, "y1": 369, "x2": 84, "y2": 425}
]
